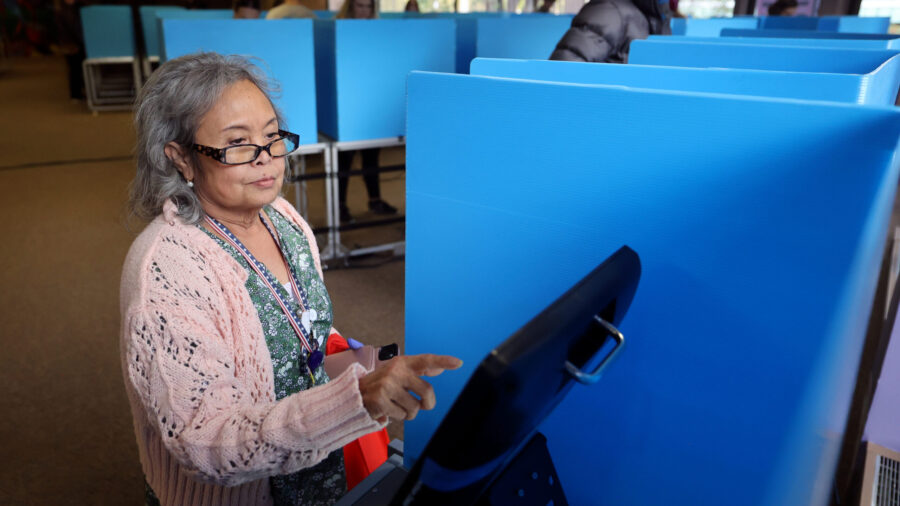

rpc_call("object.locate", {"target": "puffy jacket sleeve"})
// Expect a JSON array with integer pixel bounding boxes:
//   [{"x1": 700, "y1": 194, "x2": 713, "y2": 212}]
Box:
[{"x1": 550, "y1": 1, "x2": 626, "y2": 63}]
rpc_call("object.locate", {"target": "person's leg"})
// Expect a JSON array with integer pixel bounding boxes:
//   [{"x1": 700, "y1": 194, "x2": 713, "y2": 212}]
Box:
[
  {"x1": 360, "y1": 148, "x2": 380, "y2": 199},
  {"x1": 65, "y1": 52, "x2": 85, "y2": 99},
  {"x1": 338, "y1": 150, "x2": 355, "y2": 222},
  {"x1": 361, "y1": 148, "x2": 396, "y2": 214}
]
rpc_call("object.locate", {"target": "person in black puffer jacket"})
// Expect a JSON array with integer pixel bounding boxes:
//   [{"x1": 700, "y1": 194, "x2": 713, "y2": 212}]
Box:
[{"x1": 550, "y1": 0, "x2": 671, "y2": 63}]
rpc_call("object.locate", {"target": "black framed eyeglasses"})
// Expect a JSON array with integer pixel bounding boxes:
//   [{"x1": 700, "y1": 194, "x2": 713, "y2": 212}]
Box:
[{"x1": 193, "y1": 130, "x2": 300, "y2": 165}]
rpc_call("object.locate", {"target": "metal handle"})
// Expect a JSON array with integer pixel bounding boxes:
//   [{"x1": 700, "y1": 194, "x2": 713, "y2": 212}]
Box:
[{"x1": 564, "y1": 316, "x2": 625, "y2": 385}]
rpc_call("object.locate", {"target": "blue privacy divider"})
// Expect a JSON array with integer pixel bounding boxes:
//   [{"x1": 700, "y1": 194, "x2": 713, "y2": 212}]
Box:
[
  {"x1": 631, "y1": 40, "x2": 899, "y2": 77},
  {"x1": 455, "y1": 15, "x2": 483, "y2": 73},
  {"x1": 629, "y1": 42, "x2": 900, "y2": 104},
  {"x1": 670, "y1": 16, "x2": 687, "y2": 35},
  {"x1": 139, "y1": 6, "x2": 184, "y2": 59},
  {"x1": 420, "y1": 12, "x2": 505, "y2": 74},
  {"x1": 682, "y1": 17, "x2": 758, "y2": 36},
  {"x1": 655, "y1": 33, "x2": 900, "y2": 50},
  {"x1": 80, "y1": 5, "x2": 136, "y2": 59},
  {"x1": 154, "y1": 10, "x2": 235, "y2": 61},
  {"x1": 156, "y1": 8, "x2": 233, "y2": 23},
  {"x1": 819, "y1": 16, "x2": 891, "y2": 34},
  {"x1": 470, "y1": 56, "x2": 898, "y2": 105},
  {"x1": 159, "y1": 8, "x2": 233, "y2": 17},
  {"x1": 314, "y1": 10, "x2": 335, "y2": 18},
  {"x1": 628, "y1": 40, "x2": 900, "y2": 72},
  {"x1": 313, "y1": 19, "x2": 455, "y2": 141},
  {"x1": 404, "y1": 70, "x2": 900, "y2": 505},
  {"x1": 380, "y1": 12, "x2": 417, "y2": 18},
  {"x1": 474, "y1": 15, "x2": 574, "y2": 61},
  {"x1": 162, "y1": 19, "x2": 319, "y2": 146},
  {"x1": 721, "y1": 28, "x2": 900, "y2": 49},
  {"x1": 758, "y1": 15, "x2": 820, "y2": 30}
]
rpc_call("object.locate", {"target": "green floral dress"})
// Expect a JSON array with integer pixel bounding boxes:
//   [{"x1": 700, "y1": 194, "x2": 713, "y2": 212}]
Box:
[{"x1": 200, "y1": 205, "x2": 347, "y2": 506}]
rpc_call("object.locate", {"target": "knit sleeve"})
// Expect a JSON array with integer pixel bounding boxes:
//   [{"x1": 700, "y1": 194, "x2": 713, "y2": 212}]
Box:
[
  {"x1": 121, "y1": 235, "x2": 383, "y2": 487},
  {"x1": 123, "y1": 305, "x2": 383, "y2": 486}
]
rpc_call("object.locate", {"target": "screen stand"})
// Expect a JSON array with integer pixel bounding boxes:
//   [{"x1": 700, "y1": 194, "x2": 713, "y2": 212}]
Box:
[{"x1": 478, "y1": 432, "x2": 569, "y2": 506}]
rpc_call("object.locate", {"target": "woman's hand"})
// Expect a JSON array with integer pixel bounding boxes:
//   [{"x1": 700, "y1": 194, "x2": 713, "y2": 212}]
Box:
[{"x1": 358, "y1": 354, "x2": 463, "y2": 423}]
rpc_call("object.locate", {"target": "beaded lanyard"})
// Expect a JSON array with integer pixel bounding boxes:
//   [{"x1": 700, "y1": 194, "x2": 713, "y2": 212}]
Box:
[{"x1": 204, "y1": 213, "x2": 325, "y2": 383}]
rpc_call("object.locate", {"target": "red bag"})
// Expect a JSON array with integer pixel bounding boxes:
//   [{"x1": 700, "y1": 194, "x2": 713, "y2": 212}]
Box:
[{"x1": 327, "y1": 333, "x2": 390, "y2": 490}]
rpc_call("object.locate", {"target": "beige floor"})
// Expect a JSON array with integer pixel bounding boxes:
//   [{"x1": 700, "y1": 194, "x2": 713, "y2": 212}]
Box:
[{"x1": 0, "y1": 56, "x2": 406, "y2": 504}]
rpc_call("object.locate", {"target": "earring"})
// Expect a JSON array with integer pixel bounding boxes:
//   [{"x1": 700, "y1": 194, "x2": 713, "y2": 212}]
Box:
[{"x1": 187, "y1": 180, "x2": 194, "y2": 188}]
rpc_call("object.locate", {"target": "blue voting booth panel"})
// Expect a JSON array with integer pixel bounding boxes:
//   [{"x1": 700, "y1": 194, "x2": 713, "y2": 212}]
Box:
[
  {"x1": 720, "y1": 28, "x2": 900, "y2": 49},
  {"x1": 629, "y1": 41, "x2": 900, "y2": 104},
  {"x1": 471, "y1": 57, "x2": 880, "y2": 104},
  {"x1": 380, "y1": 12, "x2": 419, "y2": 18},
  {"x1": 162, "y1": 20, "x2": 319, "y2": 146},
  {"x1": 81, "y1": 6, "x2": 136, "y2": 59},
  {"x1": 139, "y1": 6, "x2": 185, "y2": 59},
  {"x1": 682, "y1": 17, "x2": 758, "y2": 37},
  {"x1": 455, "y1": 16, "x2": 479, "y2": 73},
  {"x1": 629, "y1": 41, "x2": 900, "y2": 105},
  {"x1": 404, "y1": 71, "x2": 900, "y2": 505},
  {"x1": 758, "y1": 15, "x2": 820, "y2": 30},
  {"x1": 629, "y1": 40, "x2": 899, "y2": 73},
  {"x1": 819, "y1": 16, "x2": 891, "y2": 34},
  {"x1": 313, "y1": 19, "x2": 455, "y2": 141},
  {"x1": 655, "y1": 34, "x2": 900, "y2": 50},
  {"x1": 159, "y1": 8, "x2": 233, "y2": 18},
  {"x1": 314, "y1": 10, "x2": 336, "y2": 18},
  {"x1": 420, "y1": 12, "x2": 504, "y2": 74},
  {"x1": 670, "y1": 17, "x2": 687, "y2": 35},
  {"x1": 155, "y1": 10, "x2": 235, "y2": 60},
  {"x1": 475, "y1": 16, "x2": 573, "y2": 60}
]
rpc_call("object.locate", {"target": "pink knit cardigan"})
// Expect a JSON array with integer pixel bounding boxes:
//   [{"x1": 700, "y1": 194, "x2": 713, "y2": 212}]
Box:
[{"x1": 119, "y1": 198, "x2": 384, "y2": 505}]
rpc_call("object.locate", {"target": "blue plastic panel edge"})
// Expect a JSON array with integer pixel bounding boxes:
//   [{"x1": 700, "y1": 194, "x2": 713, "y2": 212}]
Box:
[
  {"x1": 683, "y1": 17, "x2": 759, "y2": 37},
  {"x1": 862, "y1": 54, "x2": 900, "y2": 106},
  {"x1": 629, "y1": 39, "x2": 900, "y2": 74},
  {"x1": 821, "y1": 16, "x2": 892, "y2": 34},
  {"x1": 758, "y1": 15, "x2": 820, "y2": 30},
  {"x1": 650, "y1": 34, "x2": 899, "y2": 50},
  {"x1": 721, "y1": 28, "x2": 900, "y2": 49},
  {"x1": 470, "y1": 57, "x2": 871, "y2": 104},
  {"x1": 475, "y1": 16, "x2": 574, "y2": 61}
]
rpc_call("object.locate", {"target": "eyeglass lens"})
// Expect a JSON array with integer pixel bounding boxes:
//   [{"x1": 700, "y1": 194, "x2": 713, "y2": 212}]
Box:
[{"x1": 223, "y1": 136, "x2": 297, "y2": 164}]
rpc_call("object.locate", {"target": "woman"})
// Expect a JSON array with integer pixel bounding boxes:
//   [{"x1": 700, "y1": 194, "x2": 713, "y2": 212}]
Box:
[
  {"x1": 232, "y1": 0, "x2": 262, "y2": 19},
  {"x1": 121, "y1": 52, "x2": 461, "y2": 506},
  {"x1": 336, "y1": 0, "x2": 376, "y2": 19},
  {"x1": 767, "y1": 0, "x2": 798, "y2": 16},
  {"x1": 550, "y1": 0, "x2": 670, "y2": 63},
  {"x1": 334, "y1": 0, "x2": 397, "y2": 223}
]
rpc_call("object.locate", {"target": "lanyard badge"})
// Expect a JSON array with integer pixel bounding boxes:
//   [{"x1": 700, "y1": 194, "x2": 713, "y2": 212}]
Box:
[{"x1": 205, "y1": 214, "x2": 325, "y2": 378}]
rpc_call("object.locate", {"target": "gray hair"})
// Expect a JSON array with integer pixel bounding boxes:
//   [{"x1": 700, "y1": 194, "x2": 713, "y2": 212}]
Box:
[{"x1": 129, "y1": 52, "x2": 284, "y2": 224}]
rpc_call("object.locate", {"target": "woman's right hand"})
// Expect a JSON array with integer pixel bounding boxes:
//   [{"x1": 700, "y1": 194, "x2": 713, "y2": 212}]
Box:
[{"x1": 358, "y1": 354, "x2": 463, "y2": 423}]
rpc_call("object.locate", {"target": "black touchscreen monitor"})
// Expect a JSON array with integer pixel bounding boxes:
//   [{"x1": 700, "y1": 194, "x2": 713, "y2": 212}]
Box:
[{"x1": 392, "y1": 245, "x2": 641, "y2": 505}]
